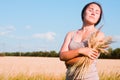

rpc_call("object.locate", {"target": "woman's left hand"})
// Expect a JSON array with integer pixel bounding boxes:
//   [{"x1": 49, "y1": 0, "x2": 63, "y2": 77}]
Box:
[{"x1": 88, "y1": 49, "x2": 100, "y2": 60}]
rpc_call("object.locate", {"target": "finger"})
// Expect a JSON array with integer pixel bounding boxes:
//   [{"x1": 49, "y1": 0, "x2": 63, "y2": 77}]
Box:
[
  {"x1": 89, "y1": 55, "x2": 94, "y2": 60},
  {"x1": 91, "y1": 51, "x2": 99, "y2": 58},
  {"x1": 89, "y1": 52, "x2": 96, "y2": 60},
  {"x1": 88, "y1": 52, "x2": 93, "y2": 59},
  {"x1": 90, "y1": 55, "x2": 96, "y2": 60},
  {"x1": 92, "y1": 49, "x2": 98, "y2": 53},
  {"x1": 92, "y1": 52, "x2": 98, "y2": 56},
  {"x1": 91, "y1": 53, "x2": 97, "y2": 59},
  {"x1": 99, "y1": 40, "x2": 103, "y2": 42}
]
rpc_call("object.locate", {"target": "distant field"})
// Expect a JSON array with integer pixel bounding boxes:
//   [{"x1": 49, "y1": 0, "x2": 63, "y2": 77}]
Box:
[{"x1": 0, "y1": 57, "x2": 119, "y2": 77}]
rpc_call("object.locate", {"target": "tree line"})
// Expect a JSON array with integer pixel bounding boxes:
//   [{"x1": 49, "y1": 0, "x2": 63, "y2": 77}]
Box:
[
  {"x1": 0, "y1": 48, "x2": 120, "y2": 59},
  {"x1": 99, "y1": 48, "x2": 120, "y2": 59}
]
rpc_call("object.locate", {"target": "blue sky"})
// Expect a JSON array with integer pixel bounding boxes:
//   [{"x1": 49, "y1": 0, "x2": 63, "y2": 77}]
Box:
[{"x1": 0, "y1": 0, "x2": 120, "y2": 52}]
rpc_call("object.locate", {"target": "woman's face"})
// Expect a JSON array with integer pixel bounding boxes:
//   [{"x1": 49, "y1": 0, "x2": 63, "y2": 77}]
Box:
[{"x1": 83, "y1": 4, "x2": 101, "y2": 25}]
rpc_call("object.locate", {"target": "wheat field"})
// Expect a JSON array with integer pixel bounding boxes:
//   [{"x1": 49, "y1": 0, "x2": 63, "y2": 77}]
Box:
[{"x1": 0, "y1": 57, "x2": 119, "y2": 79}]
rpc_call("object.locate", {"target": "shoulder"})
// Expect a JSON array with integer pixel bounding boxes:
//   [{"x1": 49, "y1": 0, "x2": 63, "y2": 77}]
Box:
[
  {"x1": 63, "y1": 30, "x2": 77, "y2": 42},
  {"x1": 65, "y1": 30, "x2": 76, "y2": 38}
]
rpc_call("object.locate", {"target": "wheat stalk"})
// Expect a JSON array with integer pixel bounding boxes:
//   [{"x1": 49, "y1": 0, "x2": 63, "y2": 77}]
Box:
[{"x1": 68, "y1": 25, "x2": 113, "y2": 80}]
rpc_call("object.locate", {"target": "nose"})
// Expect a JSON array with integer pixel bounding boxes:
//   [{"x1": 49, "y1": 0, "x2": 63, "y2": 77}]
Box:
[{"x1": 91, "y1": 11, "x2": 95, "y2": 16}]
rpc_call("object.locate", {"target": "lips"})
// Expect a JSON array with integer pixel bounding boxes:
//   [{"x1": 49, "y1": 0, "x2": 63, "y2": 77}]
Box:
[{"x1": 89, "y1": 16, "x2": 95, "y2": 19}]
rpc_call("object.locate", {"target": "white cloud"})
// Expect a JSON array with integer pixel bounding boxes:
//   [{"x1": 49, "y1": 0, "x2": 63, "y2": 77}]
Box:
[
  {"x1": 9, "y1": 32, "x2": 56, "y2": 41},
  {"x1": 0, "y1": 31, "x2": 9, "y2": 36},
  {"x1": 8, "y1": 35, "x2": 30, "y2": 40},
  {"x1": 14, "y1": 36, "x2": 29, "y2": 40},
  {"x1": 0, "y1": 26, "x2": 16, "y2": 36},
  {"x1": 5, "y1": 26, "x2": 16, "y2": 31},
  {"x1": 32, "y1": 32, "x2": 56, "y2": 41}
]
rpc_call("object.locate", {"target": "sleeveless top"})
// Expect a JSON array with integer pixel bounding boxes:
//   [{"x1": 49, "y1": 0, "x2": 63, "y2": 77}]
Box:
[{"x1": 66, "y1": 30, "x2": 99, "y2": 80}]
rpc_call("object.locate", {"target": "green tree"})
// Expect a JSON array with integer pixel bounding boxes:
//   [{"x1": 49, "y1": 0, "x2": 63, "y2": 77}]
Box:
[{"x1": 111, "y1": 48, "x2": 120, "y2": 59}]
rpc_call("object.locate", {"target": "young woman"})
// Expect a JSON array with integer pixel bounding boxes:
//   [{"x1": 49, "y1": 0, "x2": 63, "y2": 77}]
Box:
[{"x1": 59, "y1": 2, "x2": 104, "y2": 80}]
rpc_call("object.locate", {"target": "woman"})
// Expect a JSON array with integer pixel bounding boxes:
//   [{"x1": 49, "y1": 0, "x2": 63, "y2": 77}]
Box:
[{"x1": 59, "y1": 2, "x2": 104, "y2": 80}]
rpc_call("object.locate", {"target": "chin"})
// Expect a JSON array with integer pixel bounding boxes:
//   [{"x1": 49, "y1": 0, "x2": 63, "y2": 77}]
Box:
[{"x1": 87, "y1": 22, "x2": 96, "y2": 25}]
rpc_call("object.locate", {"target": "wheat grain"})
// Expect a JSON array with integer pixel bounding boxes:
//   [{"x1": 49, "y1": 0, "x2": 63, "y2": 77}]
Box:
[{"x1": 68, "y1": 25, "x2": 112, "y2": 80}]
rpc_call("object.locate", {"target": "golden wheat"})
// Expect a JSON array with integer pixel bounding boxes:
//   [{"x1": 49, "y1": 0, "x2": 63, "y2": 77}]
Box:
[{"x1": 68, "y1": 26, "x2": 112, "y2": 80}]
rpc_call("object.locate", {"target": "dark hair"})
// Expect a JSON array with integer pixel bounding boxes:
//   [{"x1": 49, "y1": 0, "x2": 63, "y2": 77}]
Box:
[{"x1": 81, "y1": 2, "x2": 103, "y2": 26}]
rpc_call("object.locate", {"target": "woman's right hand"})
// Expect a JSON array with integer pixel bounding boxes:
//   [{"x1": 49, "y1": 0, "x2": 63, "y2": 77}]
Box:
[{"x1": 78, "y1": 47, "x2": 99, "y2": 60}]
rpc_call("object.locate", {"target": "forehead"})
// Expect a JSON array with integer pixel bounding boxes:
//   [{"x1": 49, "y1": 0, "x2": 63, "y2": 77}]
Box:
[{"x1": 87, "y1": 4, "x2": 101, "y2": 11}]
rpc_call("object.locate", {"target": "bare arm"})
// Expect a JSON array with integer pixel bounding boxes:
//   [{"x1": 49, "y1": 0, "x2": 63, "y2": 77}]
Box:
[
  {"x1": 59, "y1": 31, "x2": 80, "y2": 61},
  {"x1": 64, "y1": 31, "x2": 105, "y2": 66},
  {"x1": 59, "y1": 31, "x2": 99, "y2": 61},
  {"x1": 65, "y1": 57, "x2": 81, "y2": 66}
]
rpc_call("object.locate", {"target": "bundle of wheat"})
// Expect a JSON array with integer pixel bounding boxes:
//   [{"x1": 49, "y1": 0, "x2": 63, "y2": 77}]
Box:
[{"x1": 68, "y1": 25, "x2": 113, "y2": 80}]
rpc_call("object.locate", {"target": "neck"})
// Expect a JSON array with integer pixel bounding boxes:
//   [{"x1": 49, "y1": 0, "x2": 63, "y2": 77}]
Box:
[
  {"x1": 82, "y1": 24, "x2": 96, "y2": 32},
  {"x1": 82, "y1": 25, "x2": 95, "y2": 31}
]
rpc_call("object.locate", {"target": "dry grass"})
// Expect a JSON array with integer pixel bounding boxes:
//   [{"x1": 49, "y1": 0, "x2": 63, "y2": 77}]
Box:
[
  {"x1": 0, "y1": 56, "x2": 66, "y2": 77},
  {"x1": 97, "y1": 59, "x2": 120, "y2": 74},
  {"x1": 0, "y1": 57, "x2": 119, "y2": 79}
]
